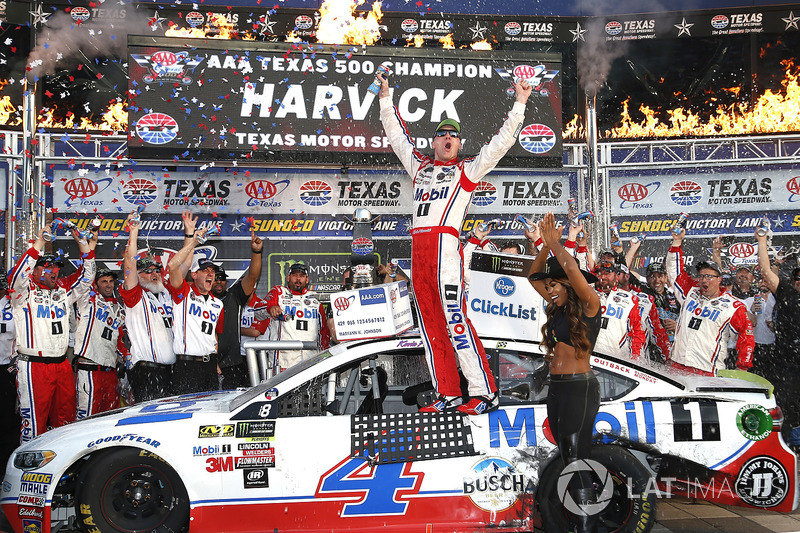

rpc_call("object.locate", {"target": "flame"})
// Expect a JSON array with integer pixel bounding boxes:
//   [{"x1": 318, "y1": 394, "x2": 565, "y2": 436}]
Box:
[
  {"x1": 606, "y1": 60, "x2": 800, "y2": 138},
  {"x1": 316, "y1": 0, "x2": 383, "y2": 45},
  {"x1": 0, "y1": 96, "x2": 21, "y2": 126},
  {"x1": 406, "y1": 35, "x2": 424, "y2": 48},
  {"x1": 563, "y1": 114, "x2": 585, "y2": 141},
  {"x1": 36, "y1": 101, "x2": 127, "y2": 132},
  {"x1": 165, "y1": 13, "x2": 248, "y2": 39},
  {"x1": 470, "y1": 40, "x2": 493, "y2": 51},
  {"x1": 439, "y1": 34, "x2": 455, "y2": 49}
]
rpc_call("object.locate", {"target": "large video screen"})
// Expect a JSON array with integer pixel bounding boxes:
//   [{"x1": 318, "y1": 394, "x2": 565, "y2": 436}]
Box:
[{"x1": 127, "y1": 36, "x2": 562, "y2": 166}]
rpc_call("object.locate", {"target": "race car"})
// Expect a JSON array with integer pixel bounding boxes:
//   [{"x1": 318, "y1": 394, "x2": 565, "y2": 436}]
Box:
[{"x1": 1, "y1": 335, "x2": 796, "y2": 533}]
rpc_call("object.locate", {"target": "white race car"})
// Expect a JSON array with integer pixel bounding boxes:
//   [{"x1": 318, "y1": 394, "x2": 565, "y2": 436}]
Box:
[{"x1": 2, "y1": 336, "x2": 796, "y2": 532}]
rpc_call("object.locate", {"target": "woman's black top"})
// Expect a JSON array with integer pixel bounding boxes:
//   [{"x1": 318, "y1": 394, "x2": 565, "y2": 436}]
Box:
[{"x1": 546, "y1": 306, "x2": 601, "y2": 349}]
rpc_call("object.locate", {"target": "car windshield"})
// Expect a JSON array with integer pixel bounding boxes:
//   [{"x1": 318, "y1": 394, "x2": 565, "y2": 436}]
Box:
[{"x1": 230, "y1": 346, "x2": 340, "y2": 410}]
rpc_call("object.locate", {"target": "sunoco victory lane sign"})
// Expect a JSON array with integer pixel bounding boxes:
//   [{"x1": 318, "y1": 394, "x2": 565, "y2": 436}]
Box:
[{"x1": 127, "y1": 37, "x2": 562, "y2": 165}]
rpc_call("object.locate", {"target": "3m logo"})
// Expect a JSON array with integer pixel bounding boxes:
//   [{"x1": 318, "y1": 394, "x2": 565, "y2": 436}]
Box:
[
  {"x1": 199, "y1": 424, "x2": 234, "y2": 438},
  {"x1": 205, "y1": 456, "x2": 234, "y2": 473}
]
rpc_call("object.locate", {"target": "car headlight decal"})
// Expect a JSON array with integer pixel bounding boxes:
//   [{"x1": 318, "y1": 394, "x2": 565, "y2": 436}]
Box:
[{"x1": 13, "y1": 450, "x2": 56, "y2": 471}]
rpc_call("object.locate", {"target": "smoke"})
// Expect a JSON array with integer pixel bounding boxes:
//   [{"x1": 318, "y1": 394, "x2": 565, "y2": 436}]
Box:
[
  {"x1": 574, "y1": 0, "x2": 668, "y2": 93},
  {"x1": 26, "y1": 7, "x2": 154, "y2": 82}
]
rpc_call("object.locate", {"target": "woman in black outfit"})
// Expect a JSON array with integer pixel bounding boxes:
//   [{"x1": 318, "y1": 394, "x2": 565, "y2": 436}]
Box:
[{"x1": 528, "y1": 212, "x2": 601, "y2": 533}]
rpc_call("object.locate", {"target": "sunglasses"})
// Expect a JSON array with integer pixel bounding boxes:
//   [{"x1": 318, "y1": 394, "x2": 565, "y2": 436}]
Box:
[
  {"x1": 215, "y1": 275, "x2": 227, "y2": 282},
  {"x1": 696, "y1": 274, "x2": 720, "y2": 280},
  {"x1": 140, "y1": 267, "x2": 161, "y2": 274},
  {"x1": 434, "y1": 129, "x2": 460, "y2": 138}
]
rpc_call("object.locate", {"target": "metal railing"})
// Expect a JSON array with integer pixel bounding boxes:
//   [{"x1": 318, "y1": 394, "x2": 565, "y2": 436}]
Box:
[{"x1": 242, "y1": 339, "x2": 319, "y2": 387}]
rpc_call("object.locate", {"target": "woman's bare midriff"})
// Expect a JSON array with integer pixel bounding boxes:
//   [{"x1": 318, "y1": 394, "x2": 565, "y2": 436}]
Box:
[{"x1": 549, "y1": 342, "x2": 591, "y2": 375}]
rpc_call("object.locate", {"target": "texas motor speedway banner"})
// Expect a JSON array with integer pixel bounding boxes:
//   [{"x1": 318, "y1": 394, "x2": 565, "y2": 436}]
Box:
[{"x1": 127, "y1": 37, "x2": 562, "y2": 165}]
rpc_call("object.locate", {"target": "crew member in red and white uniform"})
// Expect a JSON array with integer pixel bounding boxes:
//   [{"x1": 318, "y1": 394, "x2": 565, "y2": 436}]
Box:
[
  {"x1": 266, "y1": 263, "x2": 330, "y2": 370},
  {"x1": 619, "y1": 265, "x2": 671, "y2": 362},
  {"x1": 593, "y1": 260, "x2": 645, "y2": 360},
  {"x1": 120, "y1": 212, "x2": 175, "y2": 403},
  {"x1": 666, "y1": 229, "x2": 754, "y2": 375},
  {"x1": 378, "y1": 73, "x2": 532, "y2": 415},
  {"x1": 74, "y1": 268, "x2": 126, "y2": 419},
  {"x1": 11, "y1": 228, "x2": 95, "y2": 442},
  {"x1": 239, "y1": 293, "x2": 271, "y2": 380},
  {"x1": 0, "y1": 268, "x2": 18, "y2": 467},
  {"x1": 168, "y1": 222, "x2": 224, "y2": 395}
]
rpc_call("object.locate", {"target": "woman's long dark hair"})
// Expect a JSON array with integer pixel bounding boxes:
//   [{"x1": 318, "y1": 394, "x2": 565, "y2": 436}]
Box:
[{"x1": 540, "y1": 278, "x2": 592, "y2": 361}]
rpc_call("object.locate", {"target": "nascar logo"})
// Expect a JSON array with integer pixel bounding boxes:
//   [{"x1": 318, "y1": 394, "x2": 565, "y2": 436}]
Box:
[
  {"x1": 669, "y1": 180, "x2": 702, "y2": 207},
  {"x1": 504, "y1": 21, "x2": 521, "y2": 35},
  {"x1": 519, "y1": 124, "x2": 556, "y2": 154},
  {"x1": 135, "y1": 113, "x2": 179, "y2": 145},
  {"x1": 711, "y1": 15, "x2": 729, "y2": 29},
  {"x1": 605, "y1": 21, "x2": 623, "y2": 35},
  {"x1": 122, "y1": 178, "x2": 158, "y2": 207},
  {"x1": 70, "y1": 6, "x2": 90, "y2": 21},
  {"x1": 295, "y1": 15, "x2": 313, "y2": 30},
  {"x1": 185, "y1": 11, "x2": 204, "y2": 27},
  {"x1": 299, "y1": 180, "x2": 332, "y2": 206},
  {"x1": 401, "y1": 18, "x2": 419, "y2": 32},
  {"x1": 471, "y1": 181, "x2": 497, "y2": 207}
]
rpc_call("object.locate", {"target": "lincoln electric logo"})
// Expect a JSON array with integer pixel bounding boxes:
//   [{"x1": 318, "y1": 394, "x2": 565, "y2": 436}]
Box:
[{"x1": 494, "y1": 277, "x2": 516, "y2": 297}]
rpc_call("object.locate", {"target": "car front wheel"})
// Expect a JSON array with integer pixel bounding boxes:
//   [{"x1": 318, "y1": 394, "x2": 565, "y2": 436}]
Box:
[
  {"x1": 75, "y1": 447, "x2": 190, "y2": 533},
  {"x1": 537, "y1": 445, "x2": 657, "y2": 533}
]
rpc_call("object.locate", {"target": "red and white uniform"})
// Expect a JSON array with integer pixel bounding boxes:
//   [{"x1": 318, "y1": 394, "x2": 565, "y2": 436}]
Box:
[
  {"x1": 265, "y1": 286, "x2": 330, "y2": 369},
  {"x1": 119, "y1": 285, "x2": 175, "y2": 366},
  {"x1": 595, "y1": 288, "x2": 646, "y2": 360},
  {"x1": 380, "y1": 97, "x2": 526, "y2": 398},
  {"x1": 10, "y1": 247, "x2": 95, "y2": 442},
  {"x1": 74, "y1": 293, "x2": 126, "y2": 419},
  {"x1": 633, "y1": 288, "x2": 671, "y2": 360},
  {"x1": 666, "y1": 246, "x2": 754, "y2": 375},
  {"x1": 168, "y1": 281, "x2": 223, "y2": 356}
]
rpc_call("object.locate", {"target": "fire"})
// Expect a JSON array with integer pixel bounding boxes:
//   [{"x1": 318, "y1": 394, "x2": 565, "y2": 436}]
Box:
[
  {"x1": 36, "y1": 101, "x2": 127, "y2": 132},
  {"x1": 439, "y1": 34, "x2": 455, "y2": 49},
  {"x1": 406, "y1": 35, "x2": 425, "y2": 48},
  {"x1": 563, "y1": 114, "x2": 585, "y2": 141},
  {"x1": 606, "y1": 60, "x2": 800, "y2": 138},
  {"x1": 316, "y1": 0, "x2": 383, "y2": 45},
  {"x1": 165, "y1": 13, "x2": 246, "y2": 39},
  {"x1": 470, "y1": 40, "x2": 493, "y2": 51},
  {"x1": 0, "y1": 96, "x2": 21, "y2": 126}
]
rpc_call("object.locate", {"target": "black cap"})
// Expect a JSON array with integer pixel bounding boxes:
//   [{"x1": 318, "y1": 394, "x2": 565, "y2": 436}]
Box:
[
  {"x1": 721, "y1": 273, "x2": 734, "y2": 286},
  {"x1": 696, "y1": 259, "x2": 722, "y2": 275},
  {"x1": 288, "y1": 263, "x2": 308, "y2": 275},
  {"x1": 595, "y1": 260, "x2": 619, "y2": 274},
  {"x1": 215, "y1": 267, "x2": 227, "y2": 281},
  {"x1": 36, "y1": 254, "x2": 64, "y2": 268},
  {"x1": 792, "y1": 267, "x2": 800, "y2": 279},
  {"x1": 646, "y1": 262, "x2": 666, "y2": 274},
  {"x1": 136, "y1": 258, "x2": 161, "y2": 272},
  {"x1": 95, "y1": 268, "x2": 119, "y2": 281},
  {"x1": 529, "y1": 256, "x2": 598, "y2": 284},
  {"x1": 193, "y1": 260, "x2": 219, "y2": 273}
]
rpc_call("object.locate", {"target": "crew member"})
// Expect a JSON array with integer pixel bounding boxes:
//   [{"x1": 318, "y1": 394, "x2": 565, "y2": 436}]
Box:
[
  {"x1": 593, "y1": 260, "x2": 646, "y2": 360},
  {"x1": 266, "y1": 263, "x2": 330, "y2": 370},
  {"x1": 666, "y1": 229, "x2": 754, "y2": 375},
  {"x1": 377, "y1": 72, "x2": 532, "y2": 415},
  {"x1": 74, "y1": 268, "x2": 126, "y2": 419},
  {"x1": 11, "y1": 228, "x2": 95, "y2": 442},
  {"x1": 167, "y1": 223, "x2": 224, "y2": 395},
  {"x1": 120, "y1": 212, "x2": 175, "y2": 403}
]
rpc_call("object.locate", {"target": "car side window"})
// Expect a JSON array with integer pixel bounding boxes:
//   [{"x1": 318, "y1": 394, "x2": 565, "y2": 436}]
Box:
[
  {"x1": 489, "y1": 348, "x2": 549, "y2": 405},
  {"x1": 592, "y1": 367, "x2": 639, "y2": 401},
  {"x1": 278, "y1": 350, "x2": 430, "y2": 417}
]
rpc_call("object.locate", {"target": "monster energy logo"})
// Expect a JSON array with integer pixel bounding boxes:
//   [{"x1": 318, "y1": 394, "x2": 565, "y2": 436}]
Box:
[
  {"x1": 236, "y1": 420, "x2": 276, "y2": 438},
  {"x1": 492, "y1": 256, "x2": 501, "y2": 272}
]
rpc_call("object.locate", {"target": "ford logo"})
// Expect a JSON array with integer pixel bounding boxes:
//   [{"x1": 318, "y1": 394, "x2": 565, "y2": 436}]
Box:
[{"x1": 494, "y1": 277, "x2": 516, "y2": 297}]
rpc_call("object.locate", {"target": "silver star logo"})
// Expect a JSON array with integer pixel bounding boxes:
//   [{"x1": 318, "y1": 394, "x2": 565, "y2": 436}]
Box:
[
  {"x1": 230, "y1": 220, "x2": 244, "y2": 233},
  {"x1": 783, "y1": 11, "x2": 800, "y2": 30},
  {"x1": 150, "y1": 10, "x2": 167, "y2": 31},
  {"x1": 570, "y1": 22, "x2": 586, "y2": 42},
  {"x1": 259, "y1": 14, "x2": 277, "y2": 36},
  {"x1": 469, "y1": 21, "x2": 488, "y2": 40},
  {"x1": 675, "y1": 18, "x2": 694, "y2": 36},
  {"x1": 29, "y1": 4, "x2": 51, "y2": 27},
  {"x1": 773, "y1": 215, "x2": 786, "y2": 228}
]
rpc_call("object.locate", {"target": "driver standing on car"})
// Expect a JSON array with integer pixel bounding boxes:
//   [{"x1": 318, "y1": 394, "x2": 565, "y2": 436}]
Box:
[
  {"x1": 665, "y1": 228, "x2": 754, "y2": 375},
  {"x1": 377, "y1": 71, "x2": 532, "y2": 415}
]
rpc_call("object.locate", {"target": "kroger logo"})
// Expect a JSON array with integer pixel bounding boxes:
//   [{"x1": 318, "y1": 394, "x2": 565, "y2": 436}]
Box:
[{"x1": 494, "y1": 277, "x2": 516, "y2": 297}]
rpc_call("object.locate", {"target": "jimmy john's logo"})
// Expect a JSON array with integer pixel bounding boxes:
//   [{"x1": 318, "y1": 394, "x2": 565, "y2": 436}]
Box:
[{"x1": 199, "y1": 424, "x2": 235, "y2": 438}]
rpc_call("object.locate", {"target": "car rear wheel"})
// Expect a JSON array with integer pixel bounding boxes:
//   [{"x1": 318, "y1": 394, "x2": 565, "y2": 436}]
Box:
[
  {"x1": 75, "y1": 447, "x2": 190, "y2": 533},
  {"x1": 537, "y1": 445, "x2": 657, "y2": 533}
]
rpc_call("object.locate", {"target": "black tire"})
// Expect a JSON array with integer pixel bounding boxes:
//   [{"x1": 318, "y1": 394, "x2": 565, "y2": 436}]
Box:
[
  {"x1": 75, "y1": 448, "x2": 190, "y2": 533},
  {"x1": 537, "y1": 445, "x2": 657, "y2": 533}
]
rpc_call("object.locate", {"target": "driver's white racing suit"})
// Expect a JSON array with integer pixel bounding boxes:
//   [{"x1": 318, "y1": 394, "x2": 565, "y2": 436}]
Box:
[{"x1": 380, "y1": 96, "x2": 526, "y2": 399}]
